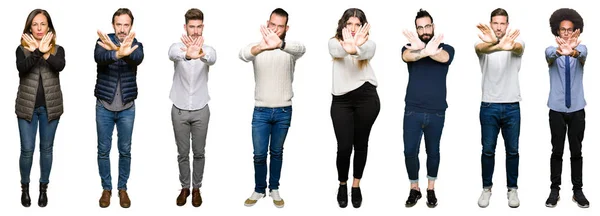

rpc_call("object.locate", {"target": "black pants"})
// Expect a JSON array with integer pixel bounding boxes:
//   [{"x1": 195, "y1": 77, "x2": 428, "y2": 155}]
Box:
[
  {"x1": 549, "y1": 109, "x2": 585, "y2": 190},
  {"x1": 331, "y1": 82, "x2": 380, "y2": 182}
]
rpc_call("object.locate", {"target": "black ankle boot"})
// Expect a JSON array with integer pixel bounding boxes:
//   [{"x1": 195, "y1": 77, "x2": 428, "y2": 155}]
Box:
[
  {"x1": 337, "y1": 184, "x2": 348, "y2": 208},
  {"x1": 351, "y1": 187, "x2": 362, "y2": 208},
  {"x1": 38, "y1": 183, "x2": 48, "y2": 207},
  {"x1": 21, "y1": 183, "x2": 31, "y2": 207}
]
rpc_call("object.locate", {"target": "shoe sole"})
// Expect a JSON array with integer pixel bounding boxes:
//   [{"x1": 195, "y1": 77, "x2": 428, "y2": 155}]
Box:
[
  {"x1": 244, "y1": 203, "x2": 256, "y2": 207},
  {"x1": 545, "y1": 196, "x2": 560, "y2": 208},
  {"x1": 405, "y1": 201, "x2": 419, "y2": 208},
  {"x1": 572, "y1": 198, "x2": 589, "y2": 208},
  {"x1": 478, "y1": 201, "x2": 489, "y2": 208},
  {"x1": 427, "y1": 202, "x2": 438, "y2": 208}
]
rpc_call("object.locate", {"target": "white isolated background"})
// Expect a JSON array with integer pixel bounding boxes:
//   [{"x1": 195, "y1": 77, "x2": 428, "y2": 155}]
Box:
[{"x1": 0, "y1": 0, "x2": 598, "y2": 216}]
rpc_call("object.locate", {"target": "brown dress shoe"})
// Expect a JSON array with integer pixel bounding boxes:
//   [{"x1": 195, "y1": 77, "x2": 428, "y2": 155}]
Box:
[
  {"x1": 118, "y1": 190, "x2": 131, "y2": 208},
  {"x1": 192, "y1": 188, "x2": 202, "y2": 207},
  {"x1": 99, "y1": 190, "x2": 111, "y2": 208},
  {"x1": 176, "y1": 188, "x2": 190, "y2": 206}
]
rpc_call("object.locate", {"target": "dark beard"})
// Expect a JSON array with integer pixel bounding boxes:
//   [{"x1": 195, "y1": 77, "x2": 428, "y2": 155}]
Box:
[
  {"x1": 419, "y1": 33, "x2": 434, "y2": 43},
  {"x1": 279, "y1": 31, "x2": 287, "y2": 40}
]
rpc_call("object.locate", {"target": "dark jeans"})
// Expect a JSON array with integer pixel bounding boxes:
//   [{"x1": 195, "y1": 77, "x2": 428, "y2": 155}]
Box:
[
  {"x1": 549, "y1": 109, "x2": 585, "y2": 190},
  {"x1": 331, "y1": 82, "x2": 380, "y2": 182},
  {"x1": 480, "y1": 102, "x2": 520, "y2": 189},
  {"x1": 403, "y1": 111, "x2": 445, "y2": 182}
]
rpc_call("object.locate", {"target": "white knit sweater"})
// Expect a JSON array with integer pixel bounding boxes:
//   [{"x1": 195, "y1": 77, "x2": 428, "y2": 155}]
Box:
[
  {"x1": 239, "y1": 41, "x2": 306, "y2": 107},
  {"x1": 328, "y1": 38, "x2": 377, "y2": 96}
]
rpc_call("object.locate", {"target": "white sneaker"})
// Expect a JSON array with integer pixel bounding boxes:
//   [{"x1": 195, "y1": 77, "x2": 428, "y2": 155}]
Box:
[
  {"x1": 507, "y1": 188, "x2": 520, "y2": 208},
  {"x1": 478, "y1": 188, "x2": 492, "y2": 208},
  {"x1": 244, "y1": 192, "x2": 265, "y2": 207},
  {"x1": 270, "y1": 189, "x2": 285, "y2": 208}
]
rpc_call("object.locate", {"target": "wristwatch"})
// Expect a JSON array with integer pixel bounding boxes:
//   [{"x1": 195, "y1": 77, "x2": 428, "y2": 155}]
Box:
[{"x1": 280, "y1": 41, "x2": 286, "y2": 50}]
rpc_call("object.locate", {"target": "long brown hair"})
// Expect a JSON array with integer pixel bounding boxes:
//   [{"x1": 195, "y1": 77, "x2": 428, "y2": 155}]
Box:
[
  {"x1": 21, "y1": 9, "x2": 56, "y2": 54},
  {"x1": 333, "y1": 8, "x2": 369, "y2": 69}
]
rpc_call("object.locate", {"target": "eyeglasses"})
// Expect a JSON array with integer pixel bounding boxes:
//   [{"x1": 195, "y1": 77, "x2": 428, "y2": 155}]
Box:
[
  {"x1": 559, "y1": 28, "x2": 574, "y2": 34},
  {"x1": 416, "y1": 24, "x2": 433, "y2": 31}
]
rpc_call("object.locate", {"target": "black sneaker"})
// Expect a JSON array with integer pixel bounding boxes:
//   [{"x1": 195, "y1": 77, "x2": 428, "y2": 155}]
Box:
[
  {"x1": 545, "y1": 189, "x2": 560, "y2": 208},
  {"x1": 405, "y1": 189, "x2": 422, "y2": 207},
  {"x1": 573, "y1": 190, "x2": 589, "y2": 208},
  {"x1": 426, "y1": 189, "x2": 438, "y2": 208},
  {"x1": 337, "y1": 184, "x2": 348, "y2": 208},
  {"x1": 351, "y1": 187, "x2": 362, "y2": 208}
]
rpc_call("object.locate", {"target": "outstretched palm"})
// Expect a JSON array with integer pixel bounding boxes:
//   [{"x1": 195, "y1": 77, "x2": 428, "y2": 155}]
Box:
[
  {"x1": 260, "y1": 25, "x2": 282, "y2": 50},
  {"x1": 421, "y1": 34, "x2": 443, "y2": 56},
  {"x1": 498, "y1": 29, "x2": 519, "y2": 51},
  {"x1": 403, "y1": 29, "x2": 425, "y2": 50},
  {"x1": 477, "y1": 23, "x2": 497, "y2": 44},
  {"x1": 340, "y1": 27, "x2": 357, "y2": 54},
  {"x1": 116, "y1": 32, "x2": 139, "y2": 57}
]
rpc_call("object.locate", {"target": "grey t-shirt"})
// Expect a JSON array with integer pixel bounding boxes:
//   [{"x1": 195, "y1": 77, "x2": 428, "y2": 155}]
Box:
[{"x1": 100, "y1": 80, "x2": 134, "y2": 111}]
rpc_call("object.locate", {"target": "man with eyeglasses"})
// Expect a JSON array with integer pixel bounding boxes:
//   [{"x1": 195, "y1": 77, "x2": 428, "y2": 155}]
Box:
[
  {"x1": 474, "y1": 8, "x2": 524, "y2": 208},
  {"x1": 544, "y1": 8, "x2": 589, "y2": 209},
  {"x1": 401, "y1": 8, "x2": 454, "y2": 208}
]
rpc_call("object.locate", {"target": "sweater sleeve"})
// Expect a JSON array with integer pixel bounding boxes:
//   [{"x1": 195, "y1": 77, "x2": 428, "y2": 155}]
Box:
[
  {"x1": 239, "y1": 43, "x2": 257, "y2": 62},
  {"x1": 328, "y1": 38, "x2": 348, "y2": 58},
  {"x1": 46, "y1": 46, "x2": 66, "y2": 72},
  {"x1": 16, "y1": 46, "x2": 42, "y2": 78},
  {"x1": 353, "y1": 40, "x2": 375, "y2": 60},
  {"x1": 281, "y1": 41, "x2": 306, "y2": 60}
]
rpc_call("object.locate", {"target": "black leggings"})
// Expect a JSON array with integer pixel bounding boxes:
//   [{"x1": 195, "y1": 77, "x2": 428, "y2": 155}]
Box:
[{"x1": 331, "y1": 82, "x2": 380, "y2": 182}]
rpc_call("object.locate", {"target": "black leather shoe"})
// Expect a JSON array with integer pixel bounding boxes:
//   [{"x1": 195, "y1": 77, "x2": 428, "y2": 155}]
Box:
[
  {"x1": 351, "y1": 187, "x2": 362, "y2": 208},
  {"x1": 21, "y1": 183, "x2": 31, "y2": 207},
  {"x1": 337, "y1": 184, "x2": 348, "y2": 208}
]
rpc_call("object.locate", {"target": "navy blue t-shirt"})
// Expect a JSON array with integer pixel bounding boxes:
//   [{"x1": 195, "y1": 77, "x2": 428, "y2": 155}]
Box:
[{"x1": 401, "y1": 43, "x2": 455, "y2": 113}]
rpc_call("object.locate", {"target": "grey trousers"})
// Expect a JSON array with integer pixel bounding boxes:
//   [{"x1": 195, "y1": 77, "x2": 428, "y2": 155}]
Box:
[{"x1": 171, "y1": 104, "x2": 210, "y2": 188}]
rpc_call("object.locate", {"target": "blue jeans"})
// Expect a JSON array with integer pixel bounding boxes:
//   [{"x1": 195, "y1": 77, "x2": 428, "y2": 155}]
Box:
[
  {"x1": 403, "y1": 110, "x2": 445, "y2": 182},
  {"x1": 252, "y1": 106, "x2": 292, "y2": 194},
  {"x1": 96, "y1": 100, "x2": 135, "y2": 190},
  {"x1": 18, "y1": 106, "x2": 59, "y2": 184},
  {"x1": 480, "y1": 102, "x2": 520, "y2": 189}
]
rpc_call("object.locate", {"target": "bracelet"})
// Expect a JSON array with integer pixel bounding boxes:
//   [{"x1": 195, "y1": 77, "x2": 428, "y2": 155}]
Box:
[
  {"x1": 571, "y1": 49, "x2": 578, "y2": 57},
  {"x1": 493, "y1": 38, "x2": 500, "y2": 45}
]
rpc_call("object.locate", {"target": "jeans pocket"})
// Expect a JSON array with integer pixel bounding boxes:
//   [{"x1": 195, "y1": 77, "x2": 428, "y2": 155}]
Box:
[
  {"x1": 404, "y1": 111, "x2": 414, "y2": 116},
  {"x1": 481, "y1": 102, "x2": 492, "y2": 108},
  {"x1": 435, "y1": 112, "x2": 445, "y2": 118}
]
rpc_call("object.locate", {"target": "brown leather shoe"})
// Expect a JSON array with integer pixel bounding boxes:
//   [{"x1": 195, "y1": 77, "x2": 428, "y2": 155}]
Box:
[
  {"x1": 192, "y1": 188, "x2": 202, "y2": 207},
  {"x1": 118, "y1": 190, "x2": 131, "y2": 208},
  {"x1": 99, "y1": 190, "x2": 111, "y2": 208},
  {"x1": 176, "y1": 188, "x2": 190, "y2": 206}
]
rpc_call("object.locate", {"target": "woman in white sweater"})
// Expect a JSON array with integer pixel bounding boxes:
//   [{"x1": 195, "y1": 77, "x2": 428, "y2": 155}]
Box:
[{"x1": 328, "y1": 8, "x2": 380, "y2": 209}]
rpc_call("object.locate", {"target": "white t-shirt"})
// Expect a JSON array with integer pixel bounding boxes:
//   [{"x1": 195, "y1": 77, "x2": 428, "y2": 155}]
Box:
[{"x1": 475, "y1": 39, "x2": 525, "y2": 103}]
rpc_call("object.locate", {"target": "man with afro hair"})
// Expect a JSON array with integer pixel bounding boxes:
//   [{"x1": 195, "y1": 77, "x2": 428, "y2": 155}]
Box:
[{"x1": 544, "y1": 8, "x2": 589, "y2": 208}]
